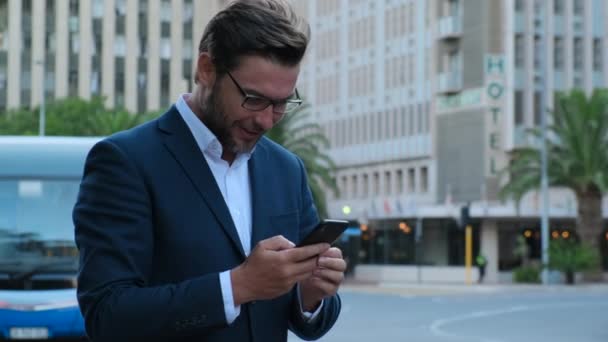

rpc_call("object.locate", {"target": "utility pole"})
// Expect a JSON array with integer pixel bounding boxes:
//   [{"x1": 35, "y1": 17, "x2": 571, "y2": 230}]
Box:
[
  {"x1": 539, "y1": 3, "x2": 550, "y2": 285},
  {"x1": 461, "y1": 204, "x2": 473, "y2": 285},
  {"x1": 415, "y1": 217, "x2": 423, "y2": 284},
  {"x1": 36, "y1": 60, "x2": 46, "y2": 136}
]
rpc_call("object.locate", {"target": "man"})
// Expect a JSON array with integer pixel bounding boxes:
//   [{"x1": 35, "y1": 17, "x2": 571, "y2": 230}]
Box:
[
  {"x1": 73, "y1": 1, "x2": 345, "y2": 341},
  {"x1": 476, "y1": 254, "x2": 487, "y2": 284}
]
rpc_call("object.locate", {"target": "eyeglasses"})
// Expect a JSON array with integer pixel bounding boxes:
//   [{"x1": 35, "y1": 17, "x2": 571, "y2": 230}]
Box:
[{"x1": 226, "y1": 71, "x2": 303, "y2": 114}]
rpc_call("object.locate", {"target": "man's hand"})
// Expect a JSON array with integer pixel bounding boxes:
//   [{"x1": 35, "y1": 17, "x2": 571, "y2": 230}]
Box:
[
  {"x1": 299, "y1": 247, "x2": 346, "y2": 312},
  {"x1": 231, "y1": 235, "x2": 330, "y2": 306}
]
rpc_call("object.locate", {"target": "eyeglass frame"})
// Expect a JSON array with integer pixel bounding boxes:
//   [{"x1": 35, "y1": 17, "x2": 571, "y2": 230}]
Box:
[{"x1": 226, "y1": 71, "x2": 303, "y2": 114}]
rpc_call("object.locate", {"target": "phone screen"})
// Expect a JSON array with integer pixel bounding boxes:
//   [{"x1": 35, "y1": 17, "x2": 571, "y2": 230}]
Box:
[{"x1": 297, "y1": 219, "x2": 349, "y2": 247}]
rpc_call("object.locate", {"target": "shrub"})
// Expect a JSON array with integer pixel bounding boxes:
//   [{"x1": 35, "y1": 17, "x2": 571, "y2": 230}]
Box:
[
  {"x1": 548, "y1": 239, "x2": 600, "y2": 284},
  {"x1": 513, "y1": 265, "x2": 541, "y2": 283}
]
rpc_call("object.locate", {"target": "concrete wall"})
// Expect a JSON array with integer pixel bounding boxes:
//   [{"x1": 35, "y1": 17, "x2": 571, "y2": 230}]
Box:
[
  {"x1": 480, "y1": 220, "x2": 499, "y2": 283},
  {"x1": 354, "y1": 265, "x2": 478, "y2": 284},
  {"x1": 436, "y1": 109, "x2": 486, "y2": 203}
]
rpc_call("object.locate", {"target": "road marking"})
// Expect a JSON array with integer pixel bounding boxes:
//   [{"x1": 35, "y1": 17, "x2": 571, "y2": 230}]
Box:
[{"x1": 429, "y1": 301, "x2": 608, "y2": 341}]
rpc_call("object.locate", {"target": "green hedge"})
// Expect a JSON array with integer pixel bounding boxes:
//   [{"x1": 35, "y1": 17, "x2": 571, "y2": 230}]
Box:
[{"x1": 513, "y1": 265, "x2": 541, "y2": 283}]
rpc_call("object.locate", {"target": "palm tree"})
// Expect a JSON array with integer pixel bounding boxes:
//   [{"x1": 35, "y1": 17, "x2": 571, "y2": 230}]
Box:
[
  {"x1": 266, "y1": 101, "x2": 339, "y2": 218},
  {"x1": 500, "y1": 89, "x2": 608, "y2": 256}
]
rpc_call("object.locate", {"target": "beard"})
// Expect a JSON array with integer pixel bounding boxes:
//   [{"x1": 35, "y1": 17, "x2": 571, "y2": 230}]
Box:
[{"x1": 198, "y1": 85, "x2": 259, "y2": 156}]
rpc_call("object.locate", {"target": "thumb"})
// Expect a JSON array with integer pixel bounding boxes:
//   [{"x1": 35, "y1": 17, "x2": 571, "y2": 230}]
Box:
[{"x1": 260, "y1": 235, "x2": 296, "y2": 251}]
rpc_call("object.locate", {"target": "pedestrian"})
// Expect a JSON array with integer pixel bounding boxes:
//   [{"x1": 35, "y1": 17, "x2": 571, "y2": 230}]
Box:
[
  {"x1": 73, "y1": 1, "x2": 344, "y2": 341},
  {"x1": 476, "y1": 254, "x2": 488, "y2": 283}
]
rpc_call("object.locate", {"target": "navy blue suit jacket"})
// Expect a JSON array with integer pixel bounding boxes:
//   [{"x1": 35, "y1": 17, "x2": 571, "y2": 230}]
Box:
[{"x1": 73, "y1": 106, "x2": 341, "y2": 341}]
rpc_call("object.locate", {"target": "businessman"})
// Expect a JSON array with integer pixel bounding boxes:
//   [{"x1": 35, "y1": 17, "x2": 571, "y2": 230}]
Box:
[{"x1": 73, "y1": 0, "x2": 344, "y2": 341}]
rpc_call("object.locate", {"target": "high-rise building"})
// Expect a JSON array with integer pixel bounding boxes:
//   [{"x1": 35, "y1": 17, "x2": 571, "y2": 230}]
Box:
[
  {"x1": 2, "y1": 0, "x2": 606, "y2": 283},
  {"x1": 0, "y1": 0, "x2": 226, "y2": 113},
  {"x1": 293, "y1": 0, "x2": 608, "y2": 283}
]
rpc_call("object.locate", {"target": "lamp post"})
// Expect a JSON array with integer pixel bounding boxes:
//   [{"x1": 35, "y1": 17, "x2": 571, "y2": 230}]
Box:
[
  {"x1": 36, "y1": 60, "x2": 45, "y2": 136},
  {"x1": 539, "y1": 4, "x2": 550, "y2": 285}
]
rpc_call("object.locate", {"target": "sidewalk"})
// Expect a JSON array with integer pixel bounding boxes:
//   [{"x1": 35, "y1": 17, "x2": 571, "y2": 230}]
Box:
[{"x1": 340, "y1": 278, "x2": 608, "y2": 297}]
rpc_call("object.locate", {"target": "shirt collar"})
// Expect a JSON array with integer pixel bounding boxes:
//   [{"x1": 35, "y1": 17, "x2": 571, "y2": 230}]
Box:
[{"x1": 175, "y1": 94, "x2": 255, "y2": 161}]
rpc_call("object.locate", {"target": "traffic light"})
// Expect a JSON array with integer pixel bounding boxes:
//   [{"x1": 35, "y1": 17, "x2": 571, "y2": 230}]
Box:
[{"x1": 460, "y1": 204, "x2": 470, "y2": 229}]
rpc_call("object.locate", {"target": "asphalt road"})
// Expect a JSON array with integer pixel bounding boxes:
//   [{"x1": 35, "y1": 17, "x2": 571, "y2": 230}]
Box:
[{"x1": 289, "y1": 284, "x2": 608, "y2": 342}]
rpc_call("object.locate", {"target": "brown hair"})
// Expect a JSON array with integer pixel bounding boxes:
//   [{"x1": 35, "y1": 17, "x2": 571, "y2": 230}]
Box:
[{"x1": 197, "y1": 0, "x2": 310, "y2": 80}]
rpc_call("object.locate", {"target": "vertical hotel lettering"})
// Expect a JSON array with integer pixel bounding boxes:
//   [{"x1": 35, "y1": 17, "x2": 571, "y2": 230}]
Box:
[{"x1": 484, "y1": 55, "x2": 506, "y2": 178}]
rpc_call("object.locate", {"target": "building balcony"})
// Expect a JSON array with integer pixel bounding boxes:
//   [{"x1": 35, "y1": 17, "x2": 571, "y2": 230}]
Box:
[
  {"x1": 437, "y1": 15, "x2": 462, "y2": 40},
  {"x1": 437, "y1": 70, "x2": 462, "y2": 94}
]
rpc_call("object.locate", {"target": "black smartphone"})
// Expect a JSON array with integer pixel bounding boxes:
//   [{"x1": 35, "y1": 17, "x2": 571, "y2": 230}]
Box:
[{"x1": 297, "y1": 219, "x2": 349, "y2": 247}]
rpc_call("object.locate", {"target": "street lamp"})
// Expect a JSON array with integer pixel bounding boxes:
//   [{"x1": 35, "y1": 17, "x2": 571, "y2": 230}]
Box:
[
  {"x1": 35, "y1": 60, "x2": 45, "y2": 136},
  {"x1": 539, "y1": 5, "x2": 550, "y2": 285}
]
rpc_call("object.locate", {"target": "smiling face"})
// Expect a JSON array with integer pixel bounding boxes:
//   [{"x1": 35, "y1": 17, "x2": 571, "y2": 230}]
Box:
[{"x1": 191, "y1": 54, "x2": 300, "y2": 162}]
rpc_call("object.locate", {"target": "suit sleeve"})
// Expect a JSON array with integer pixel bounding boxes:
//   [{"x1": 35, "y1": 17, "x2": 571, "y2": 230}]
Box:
[
  {"x1": 73, "y1": 139, "x2": 228, "y2": 341},
  {"x1": 288, "y1": 156, "x2": 341, "y2": 340}
]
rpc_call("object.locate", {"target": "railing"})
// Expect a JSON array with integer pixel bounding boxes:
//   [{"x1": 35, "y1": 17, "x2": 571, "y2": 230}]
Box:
[
  {"x1": 437, "y1": 70, "x2": 462, "y2": 93},
  {"x1": 437, "y1": 15, "x2": 462, "y2": 39}
]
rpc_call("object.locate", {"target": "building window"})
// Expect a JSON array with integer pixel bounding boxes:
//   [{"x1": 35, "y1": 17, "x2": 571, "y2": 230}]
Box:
[
  {"x1": 417, "y1": 104, "x2": 423, "y2": 134},
  {"x1": 533, "y1": 0, "x2": 542, "y2": 13},
  {"x1": 362, "y1": 174, "x2": 369, "y2": 197},
  {"x1": 340, "y1": 176, "x2": 348, "y2": 199},
  {"x1": 553, "y1": 0, "x2": 564, "y2": 14},
  {"x1": 514, "y1": 90, "x2": 524, "y2": 125},
  {"x1": 593, "y1": 39, "x2": 603, "y2": 72},
  {"x1": 574, "y1": 38, "x2": 583, "y2": 71},
  {"x1": 515, "y1": 34, "x2": 525, "y2": 68},
  {"x1": 514, "y1": 0, "x2": 523, "y2": 12},
  {"x1": 408, "y1": 168, "x2": 415, "y2": 193},
  {"x1": 420, "y1": 167, "x2": 428, "y2": 193},
  {"x1": 573, "y1": 0, "x2": 583, "y2": 15},
  {"x1": 351, "y1": 175, "x2": 358, "y2": 198},
  {"x1": 534, "y1": 35, "x2": 542, "y2": 69},
  {"x1": 376, "y1": 111, "x2": 383, "y2": 141},
  {"x1": 396, "y1": 170, "x2": 403, "y2": 194},
  {"x1": 391, "y1": 109, "x2": 400, "y2": 138},
  {"x1": 373, "y1": 172, "x2": 380, "y2": 196},
  {"x1": 534, "y1": 91, "x2": 543, "y2": 125},
  {"x1": 384, "y1": 171, "x2": 391, "y2": 195},
  {"x1": 554, "y1": 37, "x2": 564, "y2": 70},
  {"x1": 408, "y1": 106, "x2": 415, "y2": 135}
]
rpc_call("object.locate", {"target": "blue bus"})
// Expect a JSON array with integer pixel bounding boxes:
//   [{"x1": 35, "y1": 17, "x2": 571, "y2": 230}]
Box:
[{"x1": 0, "y1": 136, "x2": 99, "y2": 341}]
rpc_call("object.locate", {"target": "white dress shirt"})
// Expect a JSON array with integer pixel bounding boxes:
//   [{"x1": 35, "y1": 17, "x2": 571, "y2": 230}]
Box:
[{"x1": 175, "y1": 94, "x2": 322, "y2": 324}]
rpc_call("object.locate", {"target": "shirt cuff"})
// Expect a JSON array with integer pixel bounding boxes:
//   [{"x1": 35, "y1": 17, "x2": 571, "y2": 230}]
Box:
[
  {"x1": 297, "y1": 284, "x2": 324, "y2": 323},
  {"x1": 220, "y1": 270, "x2": 241, "y2": 324}
]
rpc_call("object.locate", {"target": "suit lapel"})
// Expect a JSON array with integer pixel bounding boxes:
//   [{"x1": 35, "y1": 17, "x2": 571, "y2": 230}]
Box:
[
  {"x1": 157, "y1": 107, "x2": 246, "y2": 258},
  {"x1": 249, "y1": 140, "x2": 271, "y2": 248}
]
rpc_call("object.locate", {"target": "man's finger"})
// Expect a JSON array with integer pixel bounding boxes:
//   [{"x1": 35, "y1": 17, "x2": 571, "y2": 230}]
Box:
[
  {"x1": 317, "y1": 257, "x2": 347, "y2": 272},
  {"x1": 288, "y1": 256, "x2": 319, "y2": 278},
  {"x1": 285, "y1": 243, "x2": 330, "y2": 262},
  {"x1": 307, "y1": 276, "x2": 339, "y2": 294},
  {"x1": 313, "y1": 268, "x2": 345, "y2": 286},
  {"x1": 260, "y1": 235, "x2": 295, "y2": 251},
  {"x1": 319, "y1": 247, "x2": 343, "y2": 259}
]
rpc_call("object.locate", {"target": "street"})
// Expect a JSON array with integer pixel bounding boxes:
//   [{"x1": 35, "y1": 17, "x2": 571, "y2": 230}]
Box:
[{"x1": 289, "y1": 284, "x2": 608, "y2": 342}]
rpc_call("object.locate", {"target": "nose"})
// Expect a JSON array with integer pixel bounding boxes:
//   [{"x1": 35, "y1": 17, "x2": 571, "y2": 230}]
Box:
[{"x1": 253, "y1": 106, "x2": 276, "y2": 131}]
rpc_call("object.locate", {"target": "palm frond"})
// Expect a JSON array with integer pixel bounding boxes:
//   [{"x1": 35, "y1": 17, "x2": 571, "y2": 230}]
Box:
[{"x1": 266, "y1": 99, "x2": 338, "y2": 218}]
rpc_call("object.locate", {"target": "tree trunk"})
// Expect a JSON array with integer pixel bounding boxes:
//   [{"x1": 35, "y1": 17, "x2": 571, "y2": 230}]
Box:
[
  {"x1": 565, "y1": 271, "x2": 575, "y2": 285},
  {"x1": 576, "y1": 188, "x2": 602, "y2": 250},
  {"x1": 576, "y1": 187, "x2": 603, "y2": 281}
]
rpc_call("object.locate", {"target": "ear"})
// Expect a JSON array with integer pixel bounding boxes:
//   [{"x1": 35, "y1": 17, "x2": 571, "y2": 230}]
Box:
[{"x1": 196, "y1": 52, "x2": 216, "y2": 87}]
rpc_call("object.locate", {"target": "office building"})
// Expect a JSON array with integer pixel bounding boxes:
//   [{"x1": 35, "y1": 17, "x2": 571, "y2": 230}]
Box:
[
  {"x1": 0, "y1": 0, "x2": 227, "y2": 113},
  {"x1": 293, "y1": 0, "x2": 608, "y2": 283}
]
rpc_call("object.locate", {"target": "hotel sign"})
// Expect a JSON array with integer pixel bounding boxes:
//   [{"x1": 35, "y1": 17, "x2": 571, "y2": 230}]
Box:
[{"x1": 484, "y1": 54, "x2": 507, "y2": 179}]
